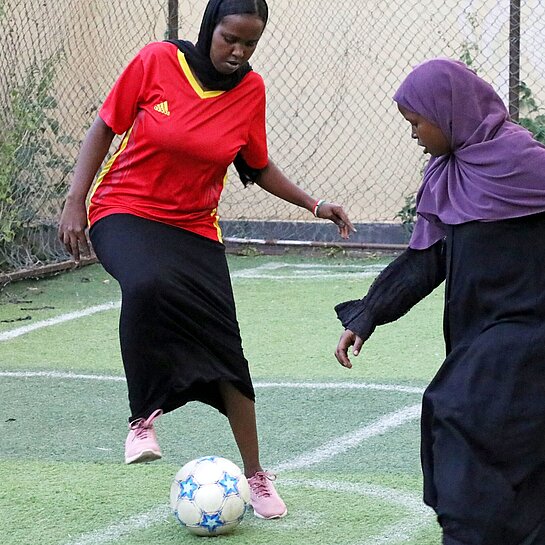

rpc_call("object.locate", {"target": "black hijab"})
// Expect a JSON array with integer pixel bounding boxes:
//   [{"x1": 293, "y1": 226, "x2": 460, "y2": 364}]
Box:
[{"x1": 167, "y1": 0, "x2": 268, "y2": 92}]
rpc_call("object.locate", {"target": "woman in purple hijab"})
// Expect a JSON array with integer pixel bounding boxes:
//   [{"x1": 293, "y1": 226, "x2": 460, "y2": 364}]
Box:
[{"x1": 335, "y1": 58, "x2": 545, "y2": 545}]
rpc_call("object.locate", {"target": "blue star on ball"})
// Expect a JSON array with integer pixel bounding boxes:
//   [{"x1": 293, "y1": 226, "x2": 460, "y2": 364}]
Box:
[
  {"x1": 177, "y1": 475, "x2": 199, "y2": 501},
  {"x1": 219, "y1": 472, "x2": 240, "y2": 496},
  {"x1": 201, "y1": 512, "x2": 224, "y2": 532}
]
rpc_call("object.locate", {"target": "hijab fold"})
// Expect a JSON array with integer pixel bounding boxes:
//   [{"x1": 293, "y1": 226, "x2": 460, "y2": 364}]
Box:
[{"x1": 393, "y1": 59, "x2": 545, "y2": 249}]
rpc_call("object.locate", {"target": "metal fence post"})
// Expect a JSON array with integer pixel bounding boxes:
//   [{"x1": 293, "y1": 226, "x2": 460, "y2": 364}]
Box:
[
  {"x1": 168, "y1": 0, "x2": 179, "y2": 39},
  {"x1": 509, "y1": 0, "x2": 521, "y2": 121}
]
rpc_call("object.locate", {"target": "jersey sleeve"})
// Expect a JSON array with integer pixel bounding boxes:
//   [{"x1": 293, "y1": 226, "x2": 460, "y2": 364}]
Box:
[
  {"x1": 99, "y1": 50, "x2": 145, "y2": 135},
  {"x1": 238, "y1": 82, "x2": 268, "y2": 169}
]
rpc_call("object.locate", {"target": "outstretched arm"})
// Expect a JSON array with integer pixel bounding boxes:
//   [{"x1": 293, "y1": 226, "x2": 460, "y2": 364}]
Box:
[
  {"x1": 255, "y1": 159, "x2": 355, "y2": 239},
  {"x1": 335, "y1": 240, "x2": 446, "y2": 368},
  {"x1": 58, "y1": 116, "x2": 115, "y2": 262}
]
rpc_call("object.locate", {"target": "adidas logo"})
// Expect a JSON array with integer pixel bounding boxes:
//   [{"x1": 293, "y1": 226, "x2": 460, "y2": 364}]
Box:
[{"x1": 153, "y1": 101, "x2": 170, "y2": 116}]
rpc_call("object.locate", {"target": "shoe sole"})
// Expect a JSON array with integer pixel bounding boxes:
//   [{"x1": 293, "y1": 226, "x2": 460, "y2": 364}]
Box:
[
  {"x1": 252, "y1": 508, "x2": 288, "y2": 520},
  {"x1": 125, "y1": 450, "x2": 162, "y2": 464}
]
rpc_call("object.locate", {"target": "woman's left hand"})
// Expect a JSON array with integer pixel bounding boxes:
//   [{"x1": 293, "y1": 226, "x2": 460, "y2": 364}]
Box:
[{"x1": 316, "y1": 202, "x2": 356, "y2": 239}]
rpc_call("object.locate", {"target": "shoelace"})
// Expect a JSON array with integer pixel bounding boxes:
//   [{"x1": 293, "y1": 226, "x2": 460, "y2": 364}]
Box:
[
  {"x1": 249, "y1": 471, "x2": 276, "y2": 498},
  {"x1": 129, "y1": 408, "x2": 163, "y2": 439}
]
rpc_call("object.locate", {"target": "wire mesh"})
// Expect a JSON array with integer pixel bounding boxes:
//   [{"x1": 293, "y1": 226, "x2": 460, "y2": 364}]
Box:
[{"x1": 1, "y1": 0, "x2": 544, "y2": 273}]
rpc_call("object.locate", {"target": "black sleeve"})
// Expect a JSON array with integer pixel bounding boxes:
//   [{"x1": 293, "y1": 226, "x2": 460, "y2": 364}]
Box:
[
  {"x1": 233, "y1": 153, "x2": 263, "y2": 187},
  {"x1": 335, "y1": 240, "x2": 446, "y2": 339}
]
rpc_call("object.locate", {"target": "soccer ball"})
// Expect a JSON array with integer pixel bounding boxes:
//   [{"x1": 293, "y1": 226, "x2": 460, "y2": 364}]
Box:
[{"x1": 170, "y1": 456, "x2": 250, "y2": 536}]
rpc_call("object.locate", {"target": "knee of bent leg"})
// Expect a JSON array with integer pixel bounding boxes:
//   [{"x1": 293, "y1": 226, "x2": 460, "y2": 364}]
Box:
[{"x1": 121, "y1": 268, "x2": 168, "y2": 304}]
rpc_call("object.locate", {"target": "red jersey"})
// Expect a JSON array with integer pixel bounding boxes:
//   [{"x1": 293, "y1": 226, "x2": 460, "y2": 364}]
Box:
[{"x1": 88, "y1": 42, "x2": 268, "y2": 242}]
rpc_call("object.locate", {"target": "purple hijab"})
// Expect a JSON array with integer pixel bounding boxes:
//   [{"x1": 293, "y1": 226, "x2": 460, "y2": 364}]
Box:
[{"x1": 393, "y1": 58, "x2": 545, "y2": 249}]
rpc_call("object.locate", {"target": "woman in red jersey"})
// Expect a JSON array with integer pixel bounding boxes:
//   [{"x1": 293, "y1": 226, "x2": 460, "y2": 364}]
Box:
[{"x1": 58, "y1": 0, "x2": 354, "y2": 520}]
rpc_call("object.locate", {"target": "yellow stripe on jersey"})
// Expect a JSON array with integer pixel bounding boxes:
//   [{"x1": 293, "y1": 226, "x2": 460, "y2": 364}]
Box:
[
  {"x1": 88, "y1": 124, "x2": 135, "y2": 212},
  {"x1": 177, "y1": 51, "x2": 225, "y2": 99},
  {"x1": 211, "y1": 207, "x2": 223, "y2": 243},
  {"x1": 211, "y1": 174, "x2": 228, "y2": 242}
]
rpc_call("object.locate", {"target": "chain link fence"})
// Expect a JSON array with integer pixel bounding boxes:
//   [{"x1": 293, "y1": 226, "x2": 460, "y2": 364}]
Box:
[{"x1": 1, "y1": 0, "x2": 544, "y2": 275}]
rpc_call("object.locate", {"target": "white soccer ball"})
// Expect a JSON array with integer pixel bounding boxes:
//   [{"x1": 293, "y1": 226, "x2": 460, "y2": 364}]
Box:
[{"x1": 170, "y1": 456, "x2": 250, "y2": 536}]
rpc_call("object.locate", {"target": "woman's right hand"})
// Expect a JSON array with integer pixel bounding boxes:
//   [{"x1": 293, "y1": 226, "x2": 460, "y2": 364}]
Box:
[
  {"x1": 58, "y1": 196, "x2": 91, "y2": 263},
  {"x1": 56, "y1": 116, "x2": 116, "y2": 263}
]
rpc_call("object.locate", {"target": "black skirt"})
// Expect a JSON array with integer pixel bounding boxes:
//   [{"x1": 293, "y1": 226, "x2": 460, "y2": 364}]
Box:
[
  {"x1": 89, "y1": 214, "x2": 255, "y2": 420},
  {"x1": 422, "y1": 213, "x2": 545, "y2": 545}
]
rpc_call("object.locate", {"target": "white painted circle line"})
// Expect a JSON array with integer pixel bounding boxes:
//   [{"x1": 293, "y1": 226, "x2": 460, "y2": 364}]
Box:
[
  {"x1": 63, "y1": 478, "x2": 432, "y2": 545},
  {"x1": 281, "y1": 479, "x2": 434, "y2": 545},
  {"x1": 273, "y1": 404, "x2": 421, "y2": 472},
  {"x1": 63, "y1": 505, "x2": 169, "y2": 545},
  {"x1": 10, "y1": 367, "x2": 428, "y2": 545}
]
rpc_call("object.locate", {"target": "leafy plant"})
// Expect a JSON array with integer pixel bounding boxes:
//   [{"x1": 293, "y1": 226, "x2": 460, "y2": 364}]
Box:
[
  {"x1": 517, "y1": 81, "x2": 545, "y2": 144},
  {"x1": 0, "y1": 51, "x2": 74, "y2": 268},
  {"x1": 395, "y1": 193, "x2": 417, "y2": 235},
  {"x1": 459, "y1": 12, "x2": 480, "y2": 69}
]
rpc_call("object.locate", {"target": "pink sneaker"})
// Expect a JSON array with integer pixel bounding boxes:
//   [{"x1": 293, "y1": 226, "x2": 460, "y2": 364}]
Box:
[
  {"x1": 124, "y1": 409, "x2": 163, "y2": 464},
  {"x1": 248, "y1": 471, "x2": 287, "y2": 519}
]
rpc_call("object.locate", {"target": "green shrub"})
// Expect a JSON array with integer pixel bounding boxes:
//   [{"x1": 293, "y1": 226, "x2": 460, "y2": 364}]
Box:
[{"x1": 0, "y1": 51, "x2": 74, "y2": 267}]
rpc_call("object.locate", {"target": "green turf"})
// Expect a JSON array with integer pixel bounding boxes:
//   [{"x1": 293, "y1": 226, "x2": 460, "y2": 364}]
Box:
[
  {"x1": 0, "y1": 254, "x2": 445, "y2": 545},
  {"x1": 0, "y1": 257, "x2": 444, "y2": 382}
]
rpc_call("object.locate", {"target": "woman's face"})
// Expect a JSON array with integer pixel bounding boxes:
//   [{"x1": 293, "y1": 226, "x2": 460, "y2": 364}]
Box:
[
  {"x1": 398, "y1": 105, "x2": 451, "y2": 157},
  {"x1": 209, "y1": 14, "x2": 265, "y2": 74}
]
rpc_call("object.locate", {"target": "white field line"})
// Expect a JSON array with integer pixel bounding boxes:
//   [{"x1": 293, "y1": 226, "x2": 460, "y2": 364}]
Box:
[
  {"x1": 0, "y1": 370, "x2": 127, "y2": 382},
  {"x1": 0, "y1": 262, "x2": 383, "y2": 342},
  {"x1": 0, "y1": 301, "x2": 121, "y2": 342},
  {"x1": 280, "y1": 479, "x2": 434, "y2": 544},
  {"x1": 231, "y1": 261, "x2": 385, "y2": 280},
  {"x1": 235, "y1": 273, "x2": 379, "y2": 280},
  {"x1": 61, "y1": 410, "x2": 426, "y2": 545},
  {"x1": 256, "y1": 381, "x2": 424, "y2": 395},
  {"x1": 63, "y1": 478, "x2": 432, "y2": 545},
  {"x1": 63, "y1": 505, "x2": 170, "y2": 545},
  {"x1": 0, "y1": 371, "x2": 424, "y2": 396},
  {"x1": 233, "y1": 262, "x2": 386, "y2": 272},
  {"x1": 273, "y1": 404, "x2": 421, "y2": 472},
  {"x1": 3, "y1": 371, "x2": 428, "y2": 545}
]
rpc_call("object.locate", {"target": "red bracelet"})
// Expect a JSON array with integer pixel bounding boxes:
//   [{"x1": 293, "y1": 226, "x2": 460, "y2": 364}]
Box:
[{"x1": 313, "y1": 199, "x2": 326, "y2": 217}]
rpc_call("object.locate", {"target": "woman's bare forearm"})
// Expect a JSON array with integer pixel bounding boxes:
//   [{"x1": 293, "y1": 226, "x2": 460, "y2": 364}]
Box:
[
  {"x1": 255, "y1": 158, "x2": 355, "y2": 239},
  {"x1": 255, "y1": 159, "x2": 316, "y2": 211},
  {"x1": 58, "y1": 116, "x2": 115, "y2": 261},
  {"x1": 66, "y1": 116, "x2": 115, "y2": 203}
]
